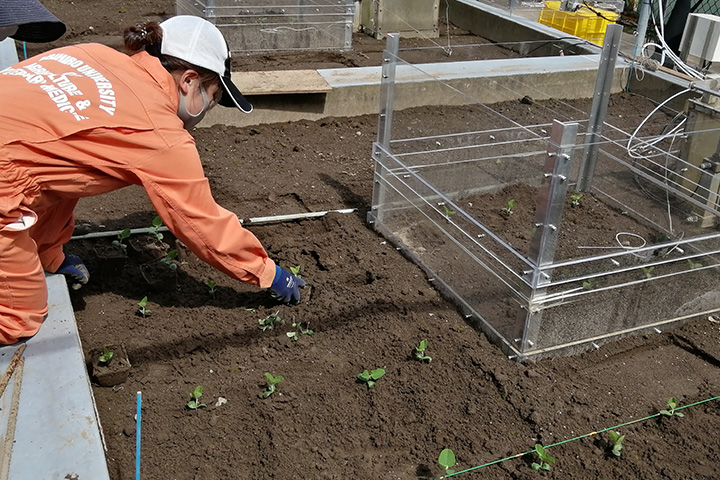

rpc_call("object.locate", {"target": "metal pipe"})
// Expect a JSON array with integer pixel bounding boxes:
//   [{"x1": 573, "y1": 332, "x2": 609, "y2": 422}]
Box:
[{"x1": 247, "y1": 208, "x2": 356, "y2": 224}]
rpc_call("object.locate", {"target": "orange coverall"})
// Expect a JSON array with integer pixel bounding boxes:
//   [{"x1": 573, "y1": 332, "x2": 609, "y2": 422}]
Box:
[{"x1": 0, "y1": 43, "x2": 276, "y2": 344}]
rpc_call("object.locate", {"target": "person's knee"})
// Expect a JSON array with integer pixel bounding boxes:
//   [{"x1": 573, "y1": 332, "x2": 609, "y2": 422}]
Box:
[{"x1": 0, "y1": 308, "x2": 47, "y2": 345}]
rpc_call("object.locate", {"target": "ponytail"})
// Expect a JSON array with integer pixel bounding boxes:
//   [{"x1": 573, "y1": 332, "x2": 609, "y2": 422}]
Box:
[
  {"x1": 122, "y1": 20, "x2": 218, "y2": 88},
  {"x1": 123, "y1": 22, "x2": 163, "y2": 55}
]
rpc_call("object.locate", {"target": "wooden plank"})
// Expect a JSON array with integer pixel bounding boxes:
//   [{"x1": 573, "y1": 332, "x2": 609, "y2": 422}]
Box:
[{"x1": 231, "y1": 70, "x2": 332, "y2": 95}]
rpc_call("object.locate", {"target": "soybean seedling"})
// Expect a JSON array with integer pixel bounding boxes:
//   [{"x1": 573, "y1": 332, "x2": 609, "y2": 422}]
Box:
[
  {"x1": 582, "y1": 278, "x2": 595, "y2": 290},
  {"x1": 641, "y1": 266, "x2": 655, "y2": 279},
  {"x1": 137, "y1": 296, "x2": 152, "y2": 317},
  {"x1": 413, "y1": 339, "x2": 432, "y2": 363},
  {"x1": 530, "y1": 443, "x2": 555, "y2": 471},
  {"x1": 186, "y1": 386, "x2": 207, "y2": 410},
  {"x1": 357, "y1": 368, "x2": 385, "y2": 389},
  {"x1": 98, "y1": 347, "x2": 115, "y2": 365},
  {"x1": 607, "y1": 430, "x2": 625, "y2": 457},
  {"x1": 262, "y1": 372, "x2": 284, "y2": 398},
  {"x1": 159, "y1": 249, "x2": 179, "y2": 270},
  {"x1": 569, "y1": 193, "x2": 584, "y2": 207},
  {"x1": 286, "y1": 320, "x2": 314, "y2": 342},
  {"x1": 437, "y1": 448, "x2": 456, "y2": 477},
  {"x1": 659, "y1": 396, "x2": 685, "y2": 417},
  {"x1": 149, "y1": 215, "x2": 164, "y2": 241},
  {"x1": 205, "y1": 279, "x2": 217, "y2": 296},
  {"x1": 289, "y1": 265, "x2": 302, "y2": 277},
  {"x1": 258, "y1": 311, "x2": 283, "y2": 331},
  {"x1": 440, "y1": 204, "x2": 456, "y2": 218},
  {"x1": 112, "y1": 228, "x2": 131, "y2": 249},
  {"x1": 501, "y1": 199, "x2": 516, "y2": 216},
  {"x1": 687, "y1": 259, "x2": 703, "y2": 269}
]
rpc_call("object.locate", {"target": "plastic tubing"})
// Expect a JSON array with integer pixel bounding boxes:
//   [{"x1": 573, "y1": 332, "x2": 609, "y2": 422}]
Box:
[{"x1": 136, "y1": 391, "x2": 142, "y2": 480}]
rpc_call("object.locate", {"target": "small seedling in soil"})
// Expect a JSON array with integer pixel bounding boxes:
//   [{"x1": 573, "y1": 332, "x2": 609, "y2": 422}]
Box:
[
  {"x1": 501, "y1": 199, "x2": 516, "y2": 216},
  {"x1": 286, "y1": 320, "x2": 314, "y2": 341},
  {"x1": 440, "y1": 204, "x2": 456, "y2": 218},
  {"x1": 437, "y1": 448, "x2": 456, "y2": 477},
  {"x1": 205, "y1": 279, "x2": 217, "y2": 296},
  {"x1": 186, "y1": 386, "x2": 207, "y2": 410},
  {"x1": 159, "y1": 249, "x2": 179, "y2": 270},
  {"x1": 149, "y1": 215, "x2": 164, "y2": 241},
  {"x1": 262, "y1": 372, "x2": 284, "y2": 398},
  {"x1": 137, "y1": 296, "x2": 152, "y2": 317},
  {"x1": 659, "y1": 397, "x2": 685, "y2": 417},
  {"x1": 289, "y1": 265, "x2": 302, "y2": 277},
  {"x1": 112, "y1": 228, "x2": 131, "y2": 249},
  {"x1": 357, "y1": 368, "x2": 385, "y2": 389},
  {"x1": 258, "y1": 311, "x2": 283, "y2": 331},
  {"x1": 98, "y1": 347, "x2": 115, "y2": 365},
  {"x1": 641, "y1": 266, "x2": 655, "y2": 279},
  {"x1": 530, "y1": 443, "x2": 555, "y2": 471},
  {"x1": 607, "y1": 430, "x2": 625, "y2": 457},
  {"x1": 569, "y1": 193, "x2": 584, "y2": 207},
  {"x1": 687, "y1": 259, "x2": 703, "y2": 269},
  {"x1": 413, "y1": 339, "x2": 433, "y2": 363},
  {"x1": 582, "y1": 278, "x2": 595, "y2": 290}
]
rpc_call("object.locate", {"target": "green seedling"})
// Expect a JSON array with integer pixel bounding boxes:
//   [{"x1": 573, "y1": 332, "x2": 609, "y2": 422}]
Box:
[
  {"x1": 357, "y1": 368, "x2": 385, "y2": 389},
  {"x1": 413, "y1": 339, "x2": 432, "y2": 363},
  {"x1": 98, "y1": 347, "x2": 115, "y2": 365},
  {"x1": 530, "y1": 443, "x2": 555, "y2": 471},
  {"x1": 112, "y1": 228, "x2": 131, "y2": 249},
  {"x1": 659, "y1": 396, "x2": 685, "y2": 417},
  {"x1": 440, "y1": 204, "x2": 456, "y2": 218},
  {"x1": 149, "y1": 215, "x2": 164, "y2": 241},
  {"x1": 289, "y1": 265, "x2": 302, "y2": 277},
  {"x1": 569, "y1": 193, "x2": 584, "y2": 207},
  {"x1": 205, "y1": 279, "x2": 217, "y2": 296},
  {"x1": 186, "y1": 386, "x2": 207, "y2": 410},
  {"x1": 582, "y1": 278, "x2": 595, "y2": 290},
  {"x1": 137, "y1": 296, "x2": 151, "y2": 317},
  {"x1": 687, "y1": 259, "x2": 703, "y2": 269},
  {"x1": 286, "y1": 320, "x2": 314, "y2": 341},
  {"x1": 608, "y1": 430, "x2": 625, "y2": 457},
  {"x1": 262, "y1": 372, "x2": 284, "y2": 398},
  {"x1": 437, "y1": 448, "x2": 456, "y2": 477},
  {"x1": 159, "y1": 249, "x2": 179, "y2": 270},
  {"x1": 502, "y1": 199, "x2": 516, "y2": 216},
  {"x1": 258, "y1": 311, "x2": 283, "y2": 331},
  {"x1": 641, "y1": 266, "x2": 655, "y2": 279}
]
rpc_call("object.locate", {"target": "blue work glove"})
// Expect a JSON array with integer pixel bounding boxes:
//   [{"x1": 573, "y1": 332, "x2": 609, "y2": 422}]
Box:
[
  {"x1": 269, "y1": 265, "x2": 306, "y2": 304},
  {"x1": 56, "y1": 253, "x2": 90, "y2": 288}
]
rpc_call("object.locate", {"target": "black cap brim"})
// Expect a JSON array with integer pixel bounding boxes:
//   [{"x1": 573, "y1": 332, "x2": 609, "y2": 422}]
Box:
[
  {"x1": 12, "y1": 21, "x2": 65, "y2": 42},
  {"x1": 218, "y1": 56, "x2": 252, "y2": 113},
  {"x1": 219, "y1": 74, "x2": 253, "y2": 113}
]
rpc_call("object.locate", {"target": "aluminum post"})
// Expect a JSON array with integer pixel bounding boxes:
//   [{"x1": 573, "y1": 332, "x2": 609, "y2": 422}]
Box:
[
  {"x1": 576, "y1": 23, "x2": 623, "y2": 192},
  {"x1": 368, "y1": 34, "x2": 400, "y2": 226},
  {"x1": 518, "y1": 120, "x2": 579, "y2": 357}
]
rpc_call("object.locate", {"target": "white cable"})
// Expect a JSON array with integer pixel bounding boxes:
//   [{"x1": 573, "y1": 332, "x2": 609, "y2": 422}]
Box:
[{"x1": 626, "y1": 87, "x2": 692, "y2": 158}]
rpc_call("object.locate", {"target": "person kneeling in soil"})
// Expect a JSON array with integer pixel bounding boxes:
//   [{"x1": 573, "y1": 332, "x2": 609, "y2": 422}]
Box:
[{"x1": 0, "y1": 15, "x2": 305, "y2": 344}]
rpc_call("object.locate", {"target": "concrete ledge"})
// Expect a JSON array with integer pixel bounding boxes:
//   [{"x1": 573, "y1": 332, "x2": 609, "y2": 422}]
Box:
[
  {"x1": 235, "y1": 69, "x2": 332, "y2": 95},
  {"x1": 202, "y1": 53, "x2": 629, "y2": 128},
  {"x1": 0, "y1": 275, "x2": 109, "y2": 480}
]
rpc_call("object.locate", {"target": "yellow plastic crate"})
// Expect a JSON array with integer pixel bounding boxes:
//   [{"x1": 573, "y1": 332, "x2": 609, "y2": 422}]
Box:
[{"x1": 538, "y1": 1, "x2": 619, "y2": 45}]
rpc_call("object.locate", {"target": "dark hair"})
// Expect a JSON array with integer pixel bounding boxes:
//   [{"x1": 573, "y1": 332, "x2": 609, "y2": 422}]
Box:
[{"x1": 123, "y1": 21, "x2": 219, "y2": 88}]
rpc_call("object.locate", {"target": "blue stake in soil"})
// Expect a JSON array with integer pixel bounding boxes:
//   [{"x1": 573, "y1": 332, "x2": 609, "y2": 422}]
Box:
[{"x1": 136, "y1": 391, "x2": 142, "y2": 480}]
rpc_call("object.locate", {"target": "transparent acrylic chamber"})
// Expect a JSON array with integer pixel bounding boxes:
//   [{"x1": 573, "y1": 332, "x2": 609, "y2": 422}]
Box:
[
  {"x1": 176, "y1": 0, "x2": 354, "y2": 53},
  {"x1": 369, "y1": 36, "x2": 720, "y2": 361}
]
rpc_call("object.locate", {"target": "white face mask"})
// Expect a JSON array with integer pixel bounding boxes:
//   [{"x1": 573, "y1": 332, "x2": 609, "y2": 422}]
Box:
[{"x1": 177, "y1": 85, "x2": 212, "y2": 130}]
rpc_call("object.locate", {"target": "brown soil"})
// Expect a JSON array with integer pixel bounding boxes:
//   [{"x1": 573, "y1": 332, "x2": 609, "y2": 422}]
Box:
[{"x1": 24, "y1": 2, "x2": 720, "y2": 480}]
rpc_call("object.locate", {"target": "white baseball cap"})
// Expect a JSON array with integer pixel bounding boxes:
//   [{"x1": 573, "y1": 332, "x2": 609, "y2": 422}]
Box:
[{"x1": 159, "y1": 15, "x2": 252, "y2": 113}]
